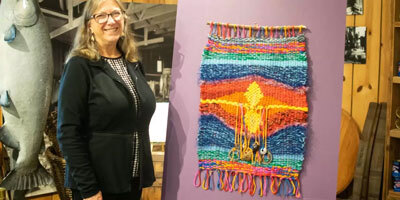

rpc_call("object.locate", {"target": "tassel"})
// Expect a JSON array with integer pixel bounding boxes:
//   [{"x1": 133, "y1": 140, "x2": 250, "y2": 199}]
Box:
[
  {"x1": 249, "y1": 26, "x2": 252, "y2": 38},
  {"x1": 209, "y1": 170, "x2": 214, "y2": 190},
  {"x1": 229, "y1": 171, "x2": 235, "y2": 192},
  {"x1": 209, "y1": 22, "x2": 214, "y2": 35},
  {"x1": 248, "y1": 174, "x2": 253, "y2": 195},
  {"x1": 284, "y1": 26, "x2": 287, "y2": 38},
  {"x1": 235, "y1": 173, "x2": 240, "y2": 191},
  {"x1": 289, "y1": 178, "x2": 296, "y2": 196},
  {"x1": 232, "y1": 172, "x2": 238, "y2": 191},
  {"x1": 270, "y1": 27, "x2": 273, "y2": 38},
  {"x1": 271, "y1": 177, "x2": 278, "y2": 194},
  {"x1": 277, "y1": 177, "x2": 283, "y2": 189},
  {"x1": 217, "y1": 23, "x2": 221, "y2": 37},
  {"x1": 249, "y1": 175, "x2": 256, "y2": 196},
  {"x1": 263, "y1": 176, "x2": 268, "y2": 196},
  {"x1": 233, "y1": 24, "x2": 237, "y2": 38},
  {"x1": 202, "y1": 169, "x2": 210, "y2": 190},
  {"x1": 217, "y1": 170, "x2": 223, "y2": 190},
  {"x1": 241, "y1": 173, "x2": 249, "y2": 193},
  {"x1": 223, "y1": 170, "x2": 230, "y2": 192},
  {"x1": 277, "y1": 177, "x2": 283, "y2": 196},
  {"x1": 286, "y1": 179, "x2": 292, "y2": 196},
  {"x1": 295, "y1": 177, "x2": 302, "y2": 198},
  {"x1": 238, "y1": 173, "x2": 243, "y2": 193},
  {"x1": 237, "y1": 25, "x2": 241, "y2": 39},
  {"x1": 278, "y1": 178, "x2": 286, "y2": 196},
  {"x1": 194, "y1": 169, "x2": 201, "y2": 187},
  {"x1": 292, "y1": 26, "x2": 295, "y2": 37},
  {"x1": 227, "y1": 24, "x2": 231, "y2": 39},
  {"x1": 258, "y1": 176, "x2": 263, "y2": 197},
  {"x1": 222, "y1": 24, "x2": 226, "y2": 39}
]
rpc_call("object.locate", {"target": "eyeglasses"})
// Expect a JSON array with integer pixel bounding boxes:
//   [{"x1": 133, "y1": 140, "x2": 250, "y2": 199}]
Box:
[{"x1": 91, "y1": 10, "x2": 124, "y2": 24}]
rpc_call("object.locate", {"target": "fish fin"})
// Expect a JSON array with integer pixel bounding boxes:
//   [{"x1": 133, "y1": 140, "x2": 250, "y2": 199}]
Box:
[
  {"x1": 4, "y1": 24, "x2": 16, "y2": 43},
  {"x1": 0, "y1": 123, "x2": 20, "y2": 150},
  {"x1": 0, "y1": 90, "x2": 11, "y2": 107},
  {"x1": 0, "y1": 165, "x2": 53, "y2": 190}
]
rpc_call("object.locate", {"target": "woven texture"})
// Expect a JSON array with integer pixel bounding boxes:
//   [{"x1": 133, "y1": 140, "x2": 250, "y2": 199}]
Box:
[{"x1": 195, "y1": 23, "x2": 308, "y2": 198}]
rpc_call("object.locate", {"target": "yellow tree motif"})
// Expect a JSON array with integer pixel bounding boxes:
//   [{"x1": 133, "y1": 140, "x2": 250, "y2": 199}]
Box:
[{"x1": 244, "y1": 82, "x2": 264, "y2": 135}]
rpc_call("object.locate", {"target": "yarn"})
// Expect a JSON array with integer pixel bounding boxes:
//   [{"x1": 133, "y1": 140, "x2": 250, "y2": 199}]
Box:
[{"x1": 196, "y1": 22, "x2": 308, "y2": 198}]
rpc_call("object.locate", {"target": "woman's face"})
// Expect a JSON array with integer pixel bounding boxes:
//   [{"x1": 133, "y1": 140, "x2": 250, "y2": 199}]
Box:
[{"x1": 89, "y1": 0, "x2": 124, "y2": 47}]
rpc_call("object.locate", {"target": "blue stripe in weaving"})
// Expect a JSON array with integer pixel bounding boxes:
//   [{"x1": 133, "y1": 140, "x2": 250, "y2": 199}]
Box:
[
  {"x1": 201, "y1": 59, "x2": 307, "y2": 67},
  {"x1": 198, "y1": 146, "x2": 231, "y2": 152},
  {"x1": 267, "y1": 125, "x2": 307, "y2": 155},
  {"x1": 198, "y1": 115, "x2": 307, "y2": 155},
  {"x1": 197, "y1": 115, "x2": 235, "y2": 149},
  {"x1": 200, "y1": 64, "x2": 307, "y2": 87}
]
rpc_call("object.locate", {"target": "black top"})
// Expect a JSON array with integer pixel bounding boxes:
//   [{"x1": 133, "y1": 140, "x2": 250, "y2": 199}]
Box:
[
  {"x1": 102, "y1": 56, "x2": 141, "y2": 178},
  {"x1": 57, "y1": 56, "x2": 156, "y2": 198}
]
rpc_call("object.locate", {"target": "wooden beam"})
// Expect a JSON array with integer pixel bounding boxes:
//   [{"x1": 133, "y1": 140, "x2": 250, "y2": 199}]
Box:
[
  {"x1": 127, "y1": 5, "x2": 177, "y2": 24},
  {"x1": 136, "y1": 37, "x2": 164, "y2": 46},
  {"x1": 126, "y1": 3, "x2": 156, "y2": 15},
  {"x1": 153, "y1": 28, "x2": 174, "y2": 35},
  {"x1": 121, "y1": 0, "x2": 177, "y2": 5},
  {"x1": 148, "y1": 21, "x2": 175, "y2": 32},
  {"x1": 133, "y1": 13, "x2": 176, "y2": 29},
  {"x1": 50, "y1": 16, "x2": 83, "y2": 39},
  {"x1": 73, "y1": 0, "x2": 87, "y2": 7},
  {"x1": 41, "y1": 8, "x2": 69, "y2": 19}
]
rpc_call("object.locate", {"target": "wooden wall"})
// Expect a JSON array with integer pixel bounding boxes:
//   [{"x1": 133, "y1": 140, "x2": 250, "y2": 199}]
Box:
[{"x1": 342, "y1": 0, "x2": 387, "y2": 131}]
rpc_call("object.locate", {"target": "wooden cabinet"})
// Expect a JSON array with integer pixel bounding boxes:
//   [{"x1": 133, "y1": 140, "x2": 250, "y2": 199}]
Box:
[{"x1": 383, "y1": 0, "x2": 400, "y2": 199}]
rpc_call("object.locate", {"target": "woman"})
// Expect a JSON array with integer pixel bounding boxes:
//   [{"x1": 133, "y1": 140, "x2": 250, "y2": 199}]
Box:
[{"x1": 57, "y1": 0, "x2": 156, "y2": 199}]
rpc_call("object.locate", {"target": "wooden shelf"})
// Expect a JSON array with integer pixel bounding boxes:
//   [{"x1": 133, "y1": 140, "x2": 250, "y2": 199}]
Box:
[
  {"x1": 383, "y1": 0, "x2": 400, "y2": 199},
  {"x1": 391, "y1": 129, "x2": 400, "y2": 138},
  {"x1": 394, "y1": 76, "x2": 400, "y2": 84},
  {"x1": 388, "y1": 189, "x2": 400, "y2": 199}
]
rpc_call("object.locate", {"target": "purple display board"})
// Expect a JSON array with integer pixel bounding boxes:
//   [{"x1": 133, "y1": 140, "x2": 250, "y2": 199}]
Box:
[{"x1": 162, "y1": 0, "x2": 346, "y2": 199}]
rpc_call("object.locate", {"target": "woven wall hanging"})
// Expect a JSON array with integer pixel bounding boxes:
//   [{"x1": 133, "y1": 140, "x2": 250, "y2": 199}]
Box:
[{"x1": 194, "y1": 22, "x2": 309, "y2": 198}]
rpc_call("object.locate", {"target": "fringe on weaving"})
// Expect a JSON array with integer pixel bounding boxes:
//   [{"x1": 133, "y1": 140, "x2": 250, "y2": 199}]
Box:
[{"x1": 193, "y1": 169, "x2": 301, "y2": 198}]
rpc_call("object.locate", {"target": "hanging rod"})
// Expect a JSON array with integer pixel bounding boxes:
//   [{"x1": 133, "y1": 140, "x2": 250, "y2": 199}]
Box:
[{"x1": 206, "y1": 22, "x2": 307, "y2": 30}]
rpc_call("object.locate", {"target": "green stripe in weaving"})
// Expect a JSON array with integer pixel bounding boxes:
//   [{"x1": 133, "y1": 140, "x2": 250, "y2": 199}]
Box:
[
  {"x1": 202, "y1": 51, "x2": 307, "y2": 61},
  {"x1": 198, "y1": 150, "x2": 303, "y2": 170}
]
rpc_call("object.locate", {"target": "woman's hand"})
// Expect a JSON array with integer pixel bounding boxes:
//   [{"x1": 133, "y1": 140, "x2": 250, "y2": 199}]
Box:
[{"x1": 84, "y1": 191, "x2": 102, "y2": 200}]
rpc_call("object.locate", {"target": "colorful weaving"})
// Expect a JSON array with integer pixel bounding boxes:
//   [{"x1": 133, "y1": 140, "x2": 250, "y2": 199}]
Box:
[{"x1": 194, "y1": 22, "x2": 308, "y2": 198}]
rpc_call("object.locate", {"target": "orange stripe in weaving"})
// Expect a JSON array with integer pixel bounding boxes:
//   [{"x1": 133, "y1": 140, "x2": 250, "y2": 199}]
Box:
[{"x1": 199, "y1": 103, "x2": 307, "y2": 136}]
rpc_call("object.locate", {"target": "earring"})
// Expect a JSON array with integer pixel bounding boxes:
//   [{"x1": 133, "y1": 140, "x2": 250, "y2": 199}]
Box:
[{"x1": 90, "y1": 30, "x2": 95, "y2": 42}]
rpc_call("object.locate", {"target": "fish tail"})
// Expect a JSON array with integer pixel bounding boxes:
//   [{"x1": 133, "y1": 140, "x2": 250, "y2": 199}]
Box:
[{"x1": 0, "y1": 165, "x2": 53, "y2": 190}]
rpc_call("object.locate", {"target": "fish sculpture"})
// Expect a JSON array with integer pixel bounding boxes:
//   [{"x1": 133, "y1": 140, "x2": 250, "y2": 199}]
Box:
[{"x1": 0, "y1": 0, "x2": 54, "y2": 190}]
